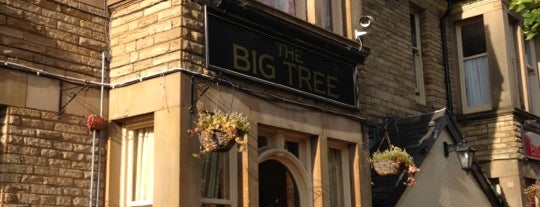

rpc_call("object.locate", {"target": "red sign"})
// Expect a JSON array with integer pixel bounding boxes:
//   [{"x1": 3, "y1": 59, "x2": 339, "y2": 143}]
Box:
[{"x1": 524, "y1": 131, "x2": 540, "y2": 160}]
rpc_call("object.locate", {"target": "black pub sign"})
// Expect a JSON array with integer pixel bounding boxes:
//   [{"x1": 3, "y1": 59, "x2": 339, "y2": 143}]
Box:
[{"x1": 205, "y1": 3, "x2": 362, "y2": 109}]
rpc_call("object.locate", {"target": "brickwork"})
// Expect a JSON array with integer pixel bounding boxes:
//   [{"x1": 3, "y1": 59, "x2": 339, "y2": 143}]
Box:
[
  {"x1": 419, "y1": 5, "x2": 455, "y2": 110},
  {"x1": 460, "y1": 114, "x2": 525, "y2": 162},
  {"x1": 108, "y1": 0, "x2": 456, "y2": 120},
  {"x1": 108, "y1": 0, "x2": 183, "y2": 84},
  {"x1": 0, "y1": 0, "x2": 107, "y2": 80},
  {"x1": 1, "y1": 106, "x2": 106, "y2": 206},
  {"x1": 0, "y1": 1, "x2": 108, "y2": 206},
  {"x1": 180, "y1": 1, "x2": 205, "y2": 71},
  {"x1": 360, "y1": 0, "x2": 449, "y2": 120}
]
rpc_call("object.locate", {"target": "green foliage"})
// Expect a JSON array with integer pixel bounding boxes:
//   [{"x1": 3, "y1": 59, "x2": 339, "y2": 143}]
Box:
[
  {"x1": 371, "y1": 146, "x2": 420, "y2": 185},
  {"x1": 190, "y1": 109, "x2": 251, "y2": 138},
  {"x1": 510, "y1": 0, "x2": 540, "y2": 39},
  {"x1": 371, "y1": 146, "x2": 414, "y2": 166},
  {"x1": 189, "y1": 109, "x2": 250, "y2": 157}
]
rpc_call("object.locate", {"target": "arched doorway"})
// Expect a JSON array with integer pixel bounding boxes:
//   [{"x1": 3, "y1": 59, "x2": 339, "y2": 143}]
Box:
[
  {"x1": 258, "y1": 149, "x2": 313, "y2": 207},
  {"x1": 259, "y1": 159, "x2": 300, "y2": 207}
]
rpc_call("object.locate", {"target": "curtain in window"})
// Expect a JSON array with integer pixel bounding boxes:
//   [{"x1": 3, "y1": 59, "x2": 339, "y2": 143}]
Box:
[
  {"x1": 464, "y1": 55, "x2": 491, "y2": 107},
  {"x1": 328, "y1": 149, "x2": 343, "y2": 207},
  {"x1": 202, "y1": 152, "x2": 229, "y2": 199},
  {"x1": 258, "y1": 0, "x2": 296, "y2": 15},
  {"x1": 322, "y1": 0, "x2": 332, "y2": 30},
  {"x1": 133, "y1": 127, "x2": 154, "y2": 202}
]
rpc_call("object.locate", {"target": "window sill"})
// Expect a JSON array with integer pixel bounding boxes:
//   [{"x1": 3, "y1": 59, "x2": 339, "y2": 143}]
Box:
[{"x1": 456, "y1": 107, "x2": 519, "y2": 122}]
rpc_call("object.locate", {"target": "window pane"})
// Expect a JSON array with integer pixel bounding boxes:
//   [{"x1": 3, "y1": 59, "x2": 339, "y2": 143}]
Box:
[
  {"x1": 526, "y1": 40, "x2": 534, "y2": 67},
  {"x1": 413, "y1": 54, "x2": 420, "y2": 93},
  {"x1": 461, "y1": 21, "x2": 486, "y2": 57},
  {"x1": 322, "y1": 0, "x2": 332, "y2": 30},
  {"x1": 328, "y1": 148, "x2": 344, "y2": 207},
  {"x1": 258, "y1": 0, "x2": 296, "y2": 15},
  {"x1": 258, "y1": 136, "x2": 268, "y2": 148},
  {"x1": 285, "y1": 141, "x2": 299, "y2": 157},
  {"x1": 410, "y1": 14, "x2": 417, "y2": 48},
  {"x1": 132, "y1": 127, "x2": 154, "y2": 202},
  {"x1": 464, "y1": 56, "x2": 491, "y2": 106},
  {"x1": 201, "y1": 152, "x2": 230, "y2": 199},
  {"x1": 410, "y1": 11, "x2": 423, "y2": 101}
]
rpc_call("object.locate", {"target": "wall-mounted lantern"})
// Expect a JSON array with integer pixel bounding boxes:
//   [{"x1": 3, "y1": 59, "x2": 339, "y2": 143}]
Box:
[{"x1": 444, "y1": 140, "x2": 475, "y2": 171}]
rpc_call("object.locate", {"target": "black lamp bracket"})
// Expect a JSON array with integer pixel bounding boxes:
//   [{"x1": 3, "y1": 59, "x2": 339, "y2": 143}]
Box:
[{"x1": 443, "y1": 141, "x2": 453, "y2": 157}]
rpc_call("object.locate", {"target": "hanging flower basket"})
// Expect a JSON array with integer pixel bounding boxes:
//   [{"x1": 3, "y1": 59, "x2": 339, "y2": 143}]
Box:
[
  {"x1": 198, "y1": 129, "x2": 238, "y2": 152},
  {"x1": 371, "y1": 146, "x2": 413, "y2": 175},
  {"x1": 188, "y1": 109, "x2": 250, "y2": 157},
  {"x1": 372, "y1": 159, "x2": 401, "y2": 176},
  {"x1": 524, "y1": 183, "x2": 540, "y2": 207},
  {"x1": 371, "y1": 130, "x2": 420, "y2": 185}
]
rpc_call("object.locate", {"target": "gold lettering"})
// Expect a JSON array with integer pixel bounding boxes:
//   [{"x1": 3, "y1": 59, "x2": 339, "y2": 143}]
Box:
[
  {"x1": 313, "y1": 71, "x2": 325, "y2": 94},
  {"x1": 259, "y1": 54, "x2": 275, "y2": 79},
  {"x1": 295, "y1": 50, "x2": 303, "y2": 64},
  {"x1": 233, "y1": 44, "x2": 250, "y2": 72},
  {"x1": 283, "y1": 60, "x2": 296, "y2": 85},
  {"x1": 326, "y1": 76, "x2": 339, "y2": 98},
  {"x1": 251, "y1": 50, "x2": 258, "y2": 75},
  {"x1": 276, "y1": 42, "x2": 286, "y2": 57},
  {"x1": 276, "y1": 42, "x2": 303, "y2": 64},
  {"x1": 298, "y1": 65, "x2": 312, "y2": 91}
]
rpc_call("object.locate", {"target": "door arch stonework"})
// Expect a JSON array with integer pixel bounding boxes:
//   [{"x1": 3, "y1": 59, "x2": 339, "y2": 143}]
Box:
[{"x1": 258, "y1": 149, "x2": 314, "y2": 207}]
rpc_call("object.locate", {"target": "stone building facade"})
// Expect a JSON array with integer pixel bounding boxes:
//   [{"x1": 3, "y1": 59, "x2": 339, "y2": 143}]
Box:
[
  {"x1": 360, "y1": 0, "x2": 540, "y2": 206},
  {"x1": 360, "y1": 0, "x2": 450, "y2": 117},
  {"x1": 105, "y1": 0, "x2": 371, "y2": 206},
  {"x1": 2, "y1": 0, "x2": 540, "y2": 206},
  {"x1": 0, "y1": 0, "x2": 107, "y2": 206},
  {"x1": 452, "y1": 1, "x2": 540, "y2": 206},
  {"x1": 1, "y1": 107, "x2": 93, "y2": 206}
]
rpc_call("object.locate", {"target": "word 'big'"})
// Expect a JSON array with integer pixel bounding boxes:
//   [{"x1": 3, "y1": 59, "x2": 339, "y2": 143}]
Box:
[{"x1": 232, "y1": 44, "x2": 339, "y2": 98}]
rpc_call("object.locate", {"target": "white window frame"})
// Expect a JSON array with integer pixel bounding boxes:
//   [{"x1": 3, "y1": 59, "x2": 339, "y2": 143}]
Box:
[
  {"x1": 524, "y1": 39, "x2": 539, "y2": 113},
  {"x1": 319, "y1": 0, "x2": 345, "y2": 35},
  {"x1": 410, "y1": 11, "x2": 425, "y2": 104},
  {"x1": 200, "y1": 149, "x2": 238, "y2": 206},
  {"x1": 120, "y1": 118, "x2": 154, "y2": 207},
  {"x1": 457, "y1": 18, "x2": 492, "y2": 114},
  {"x1": 327, "y1": 140, "x2": 352, "y2": 207}
]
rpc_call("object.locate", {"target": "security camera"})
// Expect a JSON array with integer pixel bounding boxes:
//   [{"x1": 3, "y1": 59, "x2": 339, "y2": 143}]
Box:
[{"x1": 359, "y1": 16, "x2": 374, "y2": 28}]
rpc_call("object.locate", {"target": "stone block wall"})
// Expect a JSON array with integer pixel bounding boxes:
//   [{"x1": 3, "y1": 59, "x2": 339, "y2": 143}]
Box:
[
  {"x1": 108, "y1": 0, "x2": 452, "y2": 118},
  {"x1": 360, "y1": 0, "x2": 451, "y2": 120},
  {"x1": 108, "y1": 0, "x2": 184, "y2": 84},
  {"x1": 0, "y1": 0, "x2": 107, "y2": 80},
  {"x1": 179, "y1": 1, "x2": 205, "y2": 71},
  {"x1": 1, "y1": 106, "x2": 105, "y2": 206},
  {"x1": 460, "y1": 114, "x2": 524, "y2": 162},
  {"x1": 0, "y1": 0, "x2": 108, "y2": 206},
  {"x1": 0, "y1": 0, "x2": 107, "y2": 116}
]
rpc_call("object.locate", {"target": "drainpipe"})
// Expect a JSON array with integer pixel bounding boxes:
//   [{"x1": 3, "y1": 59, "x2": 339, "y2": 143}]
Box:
[
  {"x1": 440, "y1": 0, "x2": 454, "y2": 113},
  {"x1": 89, "y1": 51, "x2": 108, "y2": 207}
]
